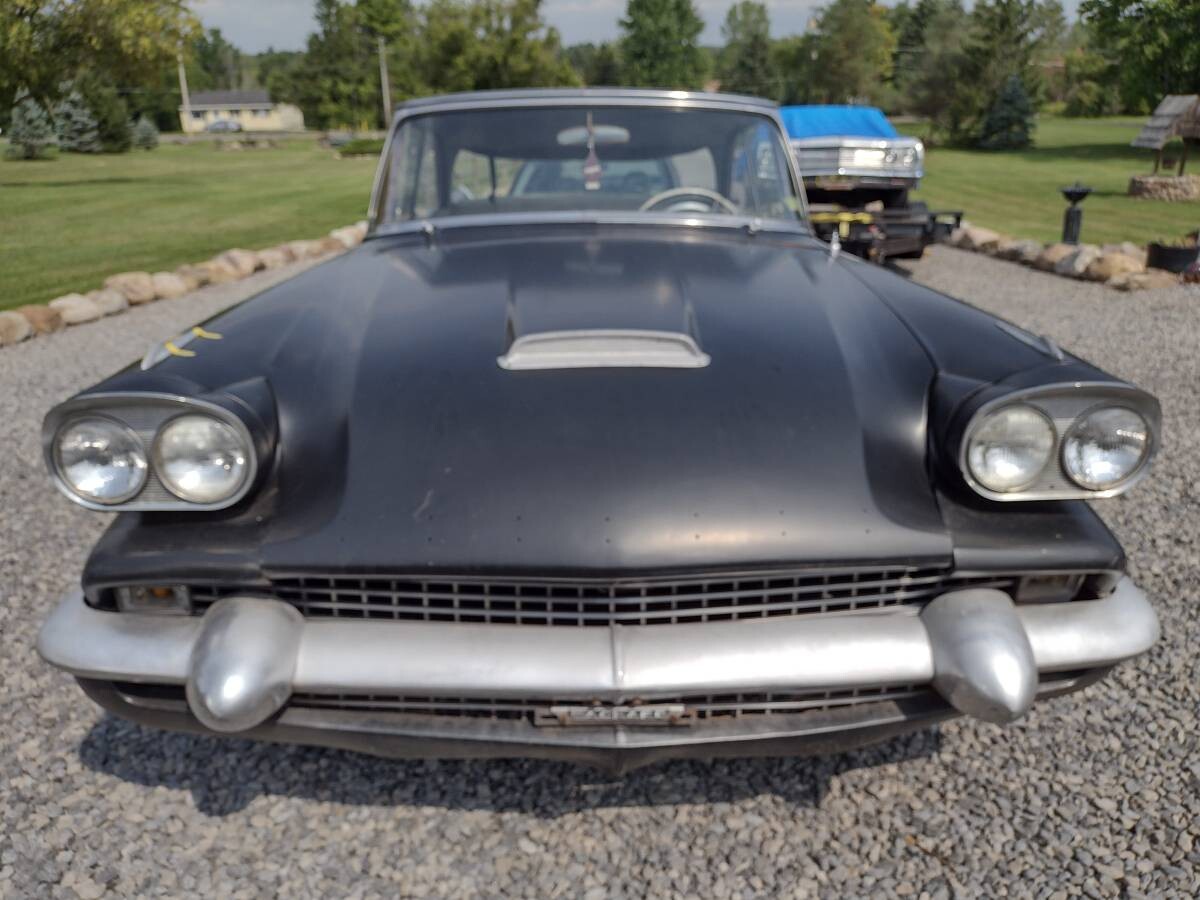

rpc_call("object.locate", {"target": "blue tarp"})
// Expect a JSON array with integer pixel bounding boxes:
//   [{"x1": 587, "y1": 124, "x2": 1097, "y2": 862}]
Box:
[{"x1": 779, "y1": 105, "x2": 898, "y2": 140}]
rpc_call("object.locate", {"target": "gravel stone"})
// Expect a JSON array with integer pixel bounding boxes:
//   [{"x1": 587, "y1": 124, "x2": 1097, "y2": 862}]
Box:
[{"x1": 1, "y1": 244, "x2": 1197, "y2": 897}]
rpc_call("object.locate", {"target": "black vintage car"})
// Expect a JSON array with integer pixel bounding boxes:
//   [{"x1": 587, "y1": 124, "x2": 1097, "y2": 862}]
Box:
[{"x1": 38, "y1": 90, "x2": 1161, "y2": 773}]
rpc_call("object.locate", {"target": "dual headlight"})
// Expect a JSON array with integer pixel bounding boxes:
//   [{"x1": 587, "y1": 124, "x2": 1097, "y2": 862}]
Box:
[
  {"x1": 47, "y1": 397, "x2": 258, "y2": 510},
  {"x1": 961, "y1": 388, "x2": 1158, "y2": 500}
]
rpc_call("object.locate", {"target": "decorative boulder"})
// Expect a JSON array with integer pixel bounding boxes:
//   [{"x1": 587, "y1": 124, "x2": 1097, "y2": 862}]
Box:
[
  {"x1": 48, "y1": 293, "x2": 102, "y2": 324},
  {"x1": 329, "y1": 225, "x2": 364, "y2": 249},
  {"x1": 87, "y1": 288, "x2": 129, "y2": 316},
  {"x1": 1011, "y1": 239, "x2": 1044, "y2": 265},
  {"x1": 199, "y1": 257, "x2": 242, "y2": 284},
  {"x1": 151, "y1": 272, "x2": 189, "y2": 300},
  {"x1": 1109, "y1": 270, "x2": 1181, "y2": 292},
  {"x1": 316, "y1": 236, "x2": 345, "y2": 254},
  {"x1": 1085, "y1": 253, "x2": 1144, "y2": 283},
  {"x1": 0, "y1": 310, "x2": 34, "y2": 346},
  {"x1": 1035, "y1": 243, "x2": 1077, "y2": 272},
  {"x1": 16, "y1": 304, "x2": 65, "y2": 334},
  {"x1": 1054, "y1": 245, "x2": 1102, "y2": 278},
  {"x1": 960, "y1": 226, "x2": 1003, "y2": 253},
  {"x1": 104, "y1": 271, "x2": 157, "y2": 305},
  {"x1": 1101, "y1": 242, "x2": 1147, "y2": 267},
  {"x1": 256, "y1": 247, "x2": 289, "y2": 270},
  {"x1": 217, "y1": 248, "x2": 260, "y2": 278},
  {"x1": 175, "y1": 264, "x2": 212, "y2": 291}
]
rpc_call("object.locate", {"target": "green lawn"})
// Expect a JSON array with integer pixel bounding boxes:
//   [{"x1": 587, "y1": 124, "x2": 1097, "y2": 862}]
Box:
[
  {"x1": 906, "y1": 117, "x2": 1198, "y2": 246},
  {"x1": 0, "y1": 141, "x2": 377, "y2": 311}
]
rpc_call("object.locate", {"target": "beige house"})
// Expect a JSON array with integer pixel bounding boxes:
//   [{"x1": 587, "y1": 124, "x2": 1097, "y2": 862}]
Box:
[{"x1": 179, "y1": 90, "x2": 305, "y2": 134}]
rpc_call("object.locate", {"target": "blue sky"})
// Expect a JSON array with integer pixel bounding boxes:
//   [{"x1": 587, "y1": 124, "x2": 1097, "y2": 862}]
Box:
[{"x1": 195, "y1": 0, "x2": 822, "y2": 53}]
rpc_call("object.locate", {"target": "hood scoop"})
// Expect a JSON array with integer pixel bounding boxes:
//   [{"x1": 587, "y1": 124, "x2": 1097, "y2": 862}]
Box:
[{"x1": 498, "y1": 329, "x2": 711, "y2": 371}]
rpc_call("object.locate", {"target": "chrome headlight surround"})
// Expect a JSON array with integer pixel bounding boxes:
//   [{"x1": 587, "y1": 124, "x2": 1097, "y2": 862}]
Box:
[
  {"x1": 957, "y1": 382, "x2": 1160, "y2": 502},
  {"x1": 44, "y1": 392, "x2": 261, "y2": 512}
]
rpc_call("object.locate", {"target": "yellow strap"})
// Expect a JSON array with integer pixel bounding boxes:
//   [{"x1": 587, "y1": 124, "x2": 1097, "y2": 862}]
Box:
[
  {"x1": 192, "y1": 326, "x2": 223, "y2": 340},
  {"x1": 165, "y1": 341, "x2": 196, "y2": 358}
]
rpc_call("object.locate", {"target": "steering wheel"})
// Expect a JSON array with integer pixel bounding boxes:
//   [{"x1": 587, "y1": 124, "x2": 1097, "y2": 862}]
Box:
[{"x1": 639, "y1": 187, "x2": 739, "y2": 215}]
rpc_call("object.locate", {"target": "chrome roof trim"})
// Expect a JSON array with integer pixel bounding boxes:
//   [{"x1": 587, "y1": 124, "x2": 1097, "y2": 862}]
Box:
[{"x1": 369, "y1": 211, "x2": 810, "y2": 241}]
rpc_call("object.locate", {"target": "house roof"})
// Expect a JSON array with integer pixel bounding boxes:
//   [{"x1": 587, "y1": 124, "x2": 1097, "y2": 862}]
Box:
[
  {"x1": 1132, "y1": 95, "x2": 1200, "y2": 150},
  {"x1": 188, "y1": 90, "x2": 272, "y2": 108}
]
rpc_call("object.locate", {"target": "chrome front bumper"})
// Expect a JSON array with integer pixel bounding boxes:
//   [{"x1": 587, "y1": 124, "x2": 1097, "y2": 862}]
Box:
[{"x1": 39, "y1": 579, "x2": 1158, "y2": 761}]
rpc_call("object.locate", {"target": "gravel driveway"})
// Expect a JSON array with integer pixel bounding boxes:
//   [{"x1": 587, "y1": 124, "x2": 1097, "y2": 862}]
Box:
[{"x1": 2, "y1": 246, "x2": 1197, "y2": 898}]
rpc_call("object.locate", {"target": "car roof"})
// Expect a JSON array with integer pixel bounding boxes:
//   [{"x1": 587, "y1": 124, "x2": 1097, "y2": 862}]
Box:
[{"x1": 397, "y1": 88, "x2": 778, "y2": 117}]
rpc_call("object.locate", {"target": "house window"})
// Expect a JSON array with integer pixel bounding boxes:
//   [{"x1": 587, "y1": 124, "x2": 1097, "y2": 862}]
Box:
[{"x1": 191, "y1": 111, "x2": 204, "y2": 120}]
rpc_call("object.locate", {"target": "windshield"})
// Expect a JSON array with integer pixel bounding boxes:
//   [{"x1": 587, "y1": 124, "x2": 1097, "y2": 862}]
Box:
[{"x1": 377, "y1": 105, "x2": 804, "y2": 226}]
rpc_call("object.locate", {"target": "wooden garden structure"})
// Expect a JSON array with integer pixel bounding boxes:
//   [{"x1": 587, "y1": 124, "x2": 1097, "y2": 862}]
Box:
[{"x1": 1132, "y1": 95, "x2": 1200, "y2": 175}]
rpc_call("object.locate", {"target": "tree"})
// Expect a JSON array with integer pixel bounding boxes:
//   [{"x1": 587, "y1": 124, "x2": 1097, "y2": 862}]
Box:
[
  {"x1": 771, "y1": 34, "x2": 821, "y2": 104},
  {"x1": 133, "y1": 115, "x2": 160, "y2": 150},
  {"x1": 6, "y1": 92, "x2": 56, "y2": 159},
  {"x1": 587, "y1": 43, "x2": 623, "y2": 86},
  {"x1": 79, "y1": 77, "x2": 133, "y2": 153},
  {"x1": 0, "y1": 0, "x2": 199, "y2": 111},
  {"x1": 978, "y1": 74, "x2": 1035, "y2": 148},
  {"x1": 718, "y1": 2, "x2": 776, "y2": 97},
  {"x1": 897, "y1": 0, "x2": 968, "y2": 131},
  {"x1": 805, "y1": 0, "x2": 897, "y2": 104},
  {"x1": 619, "y1": 0, "x2": 706, "y2": 90},
  {"x1": 53, "y1": 86, "x2": 101, "y2": 153},
  {"x1": 1080, "y1": 0, "x2": 1200, "y2": 113},
  {"x1": 192, "y1": 28, "x2": 244, "y2": 91}
]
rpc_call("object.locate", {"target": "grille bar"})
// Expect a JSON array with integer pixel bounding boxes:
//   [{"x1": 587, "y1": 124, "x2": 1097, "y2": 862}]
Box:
[
  {"x1": 288, "y1": 685, "x2": 931, "y2": 721},
  {"x1": 188, "y1": 568, "x2": 1020, "y2": 626}
]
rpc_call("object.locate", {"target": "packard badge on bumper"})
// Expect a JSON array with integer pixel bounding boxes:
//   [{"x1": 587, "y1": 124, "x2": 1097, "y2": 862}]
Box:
[{"x1": 37, "y1": 88, "x2": 1160, "y2": 773}]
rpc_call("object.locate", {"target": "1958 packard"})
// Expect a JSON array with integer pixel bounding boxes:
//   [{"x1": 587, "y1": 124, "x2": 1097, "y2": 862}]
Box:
[{"x1": 38, "y1": 89, "x2": 1161, "y2": 773}]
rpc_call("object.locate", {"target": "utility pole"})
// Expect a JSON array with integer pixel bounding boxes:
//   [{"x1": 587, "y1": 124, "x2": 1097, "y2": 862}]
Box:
[
  {"x1": 177, "y1": 52, "x2": 192, "y2": 133},
  {"x1": 377, "y1": 37, "x2": 392, "y2": 125}
]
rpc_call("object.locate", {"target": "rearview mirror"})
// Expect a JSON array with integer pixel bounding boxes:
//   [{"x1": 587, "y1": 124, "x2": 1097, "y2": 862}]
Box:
[{"x1": 557, "y1": 125, "x2": 630, "y2": 147}]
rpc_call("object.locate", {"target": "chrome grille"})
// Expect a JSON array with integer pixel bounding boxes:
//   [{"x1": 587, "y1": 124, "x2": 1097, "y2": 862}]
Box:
[
  {"x1": 188, "y1": 567, "x2": 1020, "y2": 626},
  {"x1": 288, "y1": 685, "x2": 933, "y2": 721}
]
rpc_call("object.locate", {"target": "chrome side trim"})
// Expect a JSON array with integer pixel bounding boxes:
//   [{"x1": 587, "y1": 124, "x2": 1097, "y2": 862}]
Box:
[
  {"x1": 39, "y1": 578, "x2": 1157, "y2": 718},
  {"x1": 498, "y1": 329, "x2": 711, "y2": 371}
]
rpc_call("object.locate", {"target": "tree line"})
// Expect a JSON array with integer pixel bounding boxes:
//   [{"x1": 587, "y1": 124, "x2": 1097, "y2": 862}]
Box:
[{"x1": 2, "y1": 0, "x2": 1197, "y2": 157}]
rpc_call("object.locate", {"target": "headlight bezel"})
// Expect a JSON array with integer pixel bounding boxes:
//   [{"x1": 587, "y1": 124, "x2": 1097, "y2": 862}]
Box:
[
  {"x1": 44, "y1": 392, "x2": 261, "y2": 512},
  {"x1": 957, "y1": 382, "x2": 1159, "y2": 502}
]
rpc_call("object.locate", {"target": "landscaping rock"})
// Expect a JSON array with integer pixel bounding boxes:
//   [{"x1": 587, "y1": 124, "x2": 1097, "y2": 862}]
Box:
[
  {"x1": 87, "y1": 288, "x2": 129, "y2": 316},
  {"x1": 960, "y1": 226, "x2": 1003, "y2": 253},
  {"x1": 199, "y1": 257, "x2": 242, "y2": 284},
  {"x1": 1055, "y1": 244, "x2": 1102, "y2": 278},
  {"x1": 1086, "y1": 252, "x2": 1144, "y2": 283},
  {"x1": 329, "y1": 225, "x2": 364, "y2": 249},
  {"x1": 48, "y1": 293, "x2": 102, "y2": 325},
  {"x1": 1110, "y1": 269, "x2": 1181, "y2": 291},
  {"x1": 257, "y1": 247, "x2": 290, "y2": 270},
  {"x1": 1128, "y1": 174, "x2": 1200, "y2": 202},
  {"x1": 103, "y1": 271, "x2": 157, "y2": 305},
  {"x1": 284, "y1": 239, "x2": 321, "y2": 260},
  {"x1": 1013, "y1": 239, "x2": 1045, "y2": 265},
  {"x1": 173, "y1": 265, "x2": 207, "y2": 292},
  {"x1": 15, "y1": 304, "x2": 65, "y2": 334},
  {"x1": 1102, "y1": 242, "x2": 1148, "y2": 266},
  {"x1": 151, "y1": 272, "x2": 189, "y2": 300},
  {"x1": 0, "y1": 311, "x2": 33, "y2": 345},
  {"x1": 316, "y1": 236, "x2": 346, "y2": 254},
  {"x1": 216, "y1": 248, "x2": 260, "y2": 278},
  {"x1": 1035, "y1": 243, "x2": 1076, "y2": 271}
]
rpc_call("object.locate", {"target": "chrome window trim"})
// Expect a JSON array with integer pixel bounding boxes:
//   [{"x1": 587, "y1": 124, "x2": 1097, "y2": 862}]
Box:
[
  {"x1": 43, "y1": 392, "x2": 260, "y2": 513},
  {"x1": 365, "y1": 90, "x2": 812, "y2": 236},
  {"x1": 957, "y1": 382, "x2": 1160, "y2": 502}
]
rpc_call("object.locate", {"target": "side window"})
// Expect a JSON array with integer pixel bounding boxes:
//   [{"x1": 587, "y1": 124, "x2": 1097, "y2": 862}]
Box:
[
  {"x1": 385, "y1": 118, "x2": 440, "y2": 221},
  {"x1": 729, "y1": 125, "x2": 793, "y2": 219},
  {"x1": 413, "y1": 134, "x2": 439, "y2": 218}
]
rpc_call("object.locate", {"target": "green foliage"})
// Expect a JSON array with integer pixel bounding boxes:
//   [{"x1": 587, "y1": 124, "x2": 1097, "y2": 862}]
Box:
[
  {"x1": 53, "y1": 87, "x2": 101, "y2": 153},
  {"x1": 338, "y1": 137, "x2": 385, "y2": 156},
  {"x1": 718, "y1": 2, "x2": 775, "y2": 97},
  {"x1": 804, "y1": 0, "x2": 897, "y2": 105},
  {"x1": 77, "y1": 78, "x2": 133, "y2": 153},
  {"x1": 566, "y1": 42, "x2": 623, "y2": 86},
  {"x1": 133, "y1": 115, "x2": 160, "y2": 150},
  {"x1": 978, "y1": 74, "x2": 1036, "y2": 148},
  {"x1": 897, "y1": 0, "x2": 969, "y2": 133},
  {"x1": 6, "y1": 92, "x2": 56, "y2": 159},
  {"x1": 619, "y1": 0, "x2": 707, "y2": 90},
  {"x1": 770, "y1": 35, "x2": 819, "y2": 104},
  {"x1": 0, "y1": 0, "x2": 199, "y2": 111},
  {"x1": 1062, "y1": 43, "x2": 1124, "y2": 116},
  {"x1": 1079, "y1": 0, "x2": 1200, "y2": 113}
]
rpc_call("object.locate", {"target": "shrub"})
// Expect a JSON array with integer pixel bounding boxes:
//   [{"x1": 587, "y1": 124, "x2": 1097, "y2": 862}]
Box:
[
  {"x1": 6, "y1": 93, "x2": 57, "y2": 160},
  {"x1": 977, "y1": 75, "x2": 1035, "y2": 151},
  {"x1": 132, "y1": 115, "x2": 160, "y2": 150},
  {"x1": 337, "y1": 138, "x2": 385, "y2": 157},
  {"x1": 54, "y1": 87, "x2": 102, "y2": 153},
  {"x1": 79, "y1": 79, "x2": 133, "y2": 153}
]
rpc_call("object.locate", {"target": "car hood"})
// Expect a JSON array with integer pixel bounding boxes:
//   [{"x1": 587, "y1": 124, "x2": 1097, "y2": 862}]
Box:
[{"x1": 118, "y1": 227, "x2": 956, "y2": 573}]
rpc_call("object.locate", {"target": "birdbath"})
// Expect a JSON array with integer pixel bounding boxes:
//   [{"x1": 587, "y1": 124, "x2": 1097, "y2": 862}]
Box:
[{"x1": 1059, "y1": 183, "x2": 1093, "y2": 244}]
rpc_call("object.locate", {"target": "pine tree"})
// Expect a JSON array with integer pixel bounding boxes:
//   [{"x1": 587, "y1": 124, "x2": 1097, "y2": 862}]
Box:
[
  {"x1": 719, "y1": 2, "x2": 776, "y2": 97},
  {"x1": 54, "y1": 87, "x2": 102, "y2": 153},
  {"x1": 620, "y1": 0, "x2": 707, "y2": 90},
  {"x1": 978, "y1": 74, "x2": 1035, "y2": 149},
  {"x1": 6, "y1": 93, "x2": 56, "y2": 160},
  {"x1": 132, "y1": 115, "x2": 160, "y2": 150}
]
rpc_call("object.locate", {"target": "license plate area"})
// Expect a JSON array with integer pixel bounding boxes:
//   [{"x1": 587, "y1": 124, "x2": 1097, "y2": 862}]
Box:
[{"x1": 534, "y1": 703, "x2": 694, "y2": 727}]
